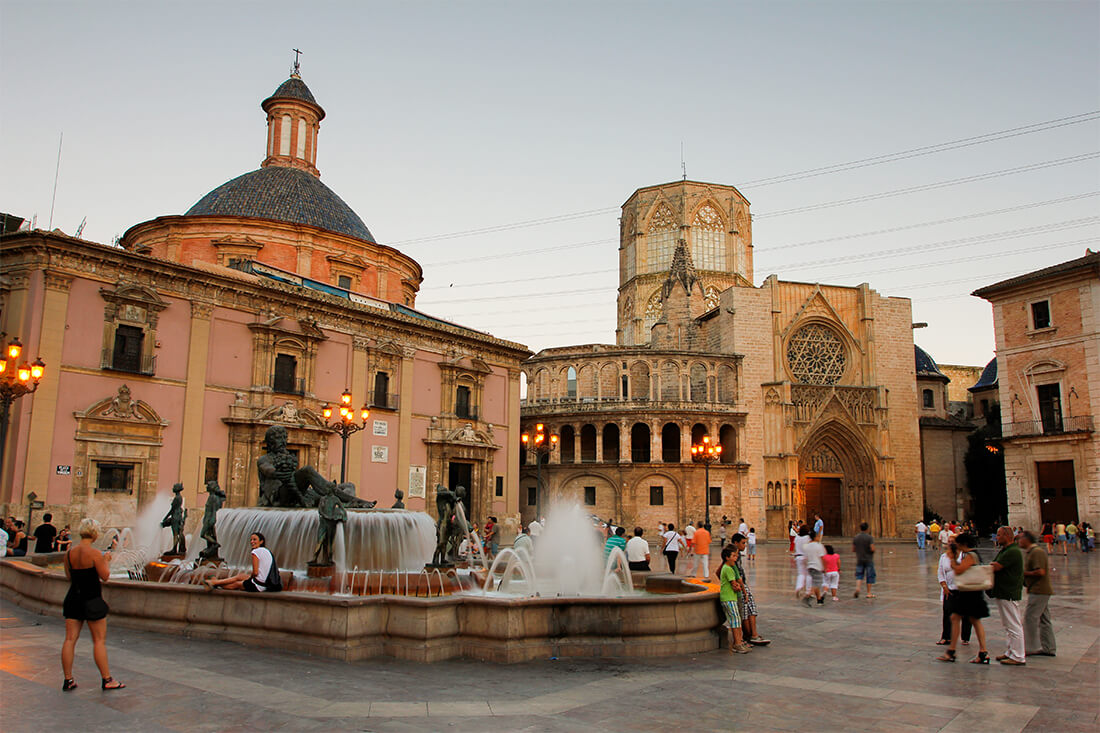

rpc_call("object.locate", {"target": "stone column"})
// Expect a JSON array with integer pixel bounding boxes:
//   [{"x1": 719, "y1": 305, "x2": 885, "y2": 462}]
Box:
[
  {"x1": 595, "y1": 422, "x2": 603, "y2": 463},
  {"x1": 178, "y1": 300, "x2": 214, "y2": 510},
  {"x1": 396, "y1": 346, "x2": 416, "y2": 504},
  {"x1": 21, "y1": 272, "x2": 72, "y2": 505}
]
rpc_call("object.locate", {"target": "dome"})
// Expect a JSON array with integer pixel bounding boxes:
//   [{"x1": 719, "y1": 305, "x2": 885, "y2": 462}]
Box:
[
  {"x1": 969, "y1": 358, "x2": 998, "y2": 391},
  {"x1": 262, "y1": 76, "x2": 325, "y2": 118},
  {"x1": 914, "y1": 345, "x2": 947, "y2": 379},
  {"x1": 184, "y1": 167, "x2": 374, "y2": 242}
]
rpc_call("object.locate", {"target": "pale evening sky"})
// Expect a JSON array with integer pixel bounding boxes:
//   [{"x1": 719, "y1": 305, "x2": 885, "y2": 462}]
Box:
[{"x1": 2, "y1": 1, "x2": 1098, "y2": 369}]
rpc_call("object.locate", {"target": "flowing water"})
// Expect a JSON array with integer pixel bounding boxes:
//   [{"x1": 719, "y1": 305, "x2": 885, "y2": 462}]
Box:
[
  {"x1": 478, "y1": 503, "x2": 636, "y2": 597},
  {"x1": 209, "y1": 507, "x2": 435, "y2": 572}
]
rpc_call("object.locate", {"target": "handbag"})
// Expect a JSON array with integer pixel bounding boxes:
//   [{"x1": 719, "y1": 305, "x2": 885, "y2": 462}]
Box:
[{"x1": 954, "y1": 550, "x2": 993, "y2": 591}]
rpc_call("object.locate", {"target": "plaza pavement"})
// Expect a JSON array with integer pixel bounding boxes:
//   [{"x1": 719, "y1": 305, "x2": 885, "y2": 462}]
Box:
[{"x1": 1, "y1": 540, "x2": 1097, "y2": 732}]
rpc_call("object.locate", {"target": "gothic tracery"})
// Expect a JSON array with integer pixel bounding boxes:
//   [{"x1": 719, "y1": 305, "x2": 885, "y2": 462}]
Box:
[{"x1": 787, "y1": 323, "x2": 847, "y2": 385}]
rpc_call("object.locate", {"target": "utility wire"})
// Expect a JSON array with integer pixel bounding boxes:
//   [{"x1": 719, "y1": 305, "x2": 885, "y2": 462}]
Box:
[
  {"x1": 390, "y1": 112, "x2": 1099, "y2": 246},
  {"x1": 417, "y1": 217, "x2": 1098, "y2": 305}
]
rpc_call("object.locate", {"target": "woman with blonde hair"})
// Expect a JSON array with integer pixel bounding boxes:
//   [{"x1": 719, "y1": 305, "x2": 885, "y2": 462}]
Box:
[{"x1": 61, "y1": 518, "x2": 125, "y2": 690}]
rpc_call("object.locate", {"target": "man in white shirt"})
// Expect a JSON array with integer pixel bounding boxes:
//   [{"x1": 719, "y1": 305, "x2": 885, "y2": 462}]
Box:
[
  {"x1": 738, "y1": 518, "x2": 749, "y2": 536},
  {"x1": 802, "y1": 529, "x2": 827, "y2": 606},
  {"x1": 916, "y1": 521, "x2": 928, "y2": 550},
  {"x1": 528, "y1": 519, "x2": 542, "y2": 539},
  {"x1": 626, "y1": 527, "x2": 651, "y2": 571}
]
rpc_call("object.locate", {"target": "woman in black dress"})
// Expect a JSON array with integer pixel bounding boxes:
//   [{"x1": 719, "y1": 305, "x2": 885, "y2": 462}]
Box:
[
  {"x1": 936, "y1": 533, "x2": 990, "y2": 664},
  {"x1": 61, "y1": 518, "x2": 125, "y2": 691}
]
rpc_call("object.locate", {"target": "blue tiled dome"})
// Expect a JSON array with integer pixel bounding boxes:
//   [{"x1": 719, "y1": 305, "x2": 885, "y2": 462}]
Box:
[
  {"x1": 185, "y1": 167, "x2": 374, "y2": 242},
  {"x1": 969, "y1": 358, "x2": 998, "y2": 391},
  {"x1": 914, "y1": 345, "x2": 946, "y2": 378}
]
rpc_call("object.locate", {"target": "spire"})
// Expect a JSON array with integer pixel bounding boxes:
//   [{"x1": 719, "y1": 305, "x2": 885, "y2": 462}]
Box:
[{"x1": 662, "y1": 238, "x2": 701, "y2": 300}]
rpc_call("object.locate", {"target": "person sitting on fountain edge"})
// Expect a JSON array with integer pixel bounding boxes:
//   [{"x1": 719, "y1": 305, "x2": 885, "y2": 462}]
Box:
[{"x1": 205, "y1": 532, "x2": 280, "y2": 592}]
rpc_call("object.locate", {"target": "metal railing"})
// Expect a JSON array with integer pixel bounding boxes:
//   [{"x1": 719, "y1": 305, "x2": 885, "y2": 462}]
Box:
[
  {"x1": 101, "y1": 349, "x2": 156, "y2": 376},
  {"x1": 272, "y1": 377, "x2": 305, "y2": 396},
  {"x1": 369, "y1": 391, "x2": 400, "y2": 410},
  {"x1": 994, "y1": 414, "x2": 1093, "y2": 438}
]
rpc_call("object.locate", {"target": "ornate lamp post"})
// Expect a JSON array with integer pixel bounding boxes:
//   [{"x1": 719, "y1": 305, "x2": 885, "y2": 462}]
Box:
[
  {"x1": 521, "y1": 422, "x2": 557, "y2": 521},
  {"x1": 320, "y1": 388, "x2": 370, "y2": 484},
  {"x1": 691, "y1": 435, "x2": 721, "y2": 529},
  {"x1": 0, "y1": 334, "x2": 46, "y2": 475}
]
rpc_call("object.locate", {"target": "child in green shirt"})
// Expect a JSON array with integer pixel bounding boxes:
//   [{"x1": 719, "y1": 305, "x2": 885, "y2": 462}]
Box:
[{"x1": 719, "y1": 546, "x2": 750, "y2": 653}]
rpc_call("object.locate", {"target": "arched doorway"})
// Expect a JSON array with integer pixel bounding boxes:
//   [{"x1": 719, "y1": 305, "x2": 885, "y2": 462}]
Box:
[{"x1": 797, "y1": 420, "x2": 878, "y2": 537}]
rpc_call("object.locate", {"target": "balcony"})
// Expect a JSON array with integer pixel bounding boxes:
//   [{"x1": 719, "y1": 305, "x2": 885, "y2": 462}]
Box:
[
  {"x1": 994, "y1": 415, "x2": 1093, "y2": 439},
  {"x1": 101, "y1": 349, "x2": 156, "y2": 376},
  {"x1": 271, "y1": 377, "x2": 305, "y2": 396},
  {"x1": 521, "y1": 396, "x2": 742, "y2": 416},
  {"x1": 454, "y1": 407, "x2": 479, "y2": 421},
  {"x1": 369, "y1": 391, "x2": 400, "y2": 411}
]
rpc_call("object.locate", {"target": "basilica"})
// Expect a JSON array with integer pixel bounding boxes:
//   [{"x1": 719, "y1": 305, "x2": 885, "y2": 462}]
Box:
[{"x1": 520, "y1": 181, "x2": 923, "y2": 538}]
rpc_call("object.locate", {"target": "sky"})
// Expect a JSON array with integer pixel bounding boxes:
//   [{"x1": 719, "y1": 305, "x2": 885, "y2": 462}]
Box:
[{"x1": 2, "y1": 1, "x2": 1098, "y2": 368}]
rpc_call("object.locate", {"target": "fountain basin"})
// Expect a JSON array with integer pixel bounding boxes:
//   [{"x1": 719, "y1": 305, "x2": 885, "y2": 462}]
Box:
[{"x1": 1, "y1": 558, "x2": 721, "y2": 662}]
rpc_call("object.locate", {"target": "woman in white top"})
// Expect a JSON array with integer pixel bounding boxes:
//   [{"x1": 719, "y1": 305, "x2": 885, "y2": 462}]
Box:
[
  {"x1": 793, "y1": 525, "x2": 810, "y2": 596},
  {"x1": 661, "y1": 523, "x2": 685, "y2": 574},
  {"x1": 205, "y1": 532, "x2": 277, "y2": 592},
  {"x1": 936, "y1": 538, "x2": 972, "y2": 645}
]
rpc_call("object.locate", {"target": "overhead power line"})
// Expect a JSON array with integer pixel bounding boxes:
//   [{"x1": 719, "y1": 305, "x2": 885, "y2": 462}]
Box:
[
  {"x1": 753, "y1": 152, "x2": 1100, "y2": 219},
  {"x1": 388, "y1": 112, "x2": 1099, "y2": 246},
  {"x1": 738, "y1": 111, "x2": 1100, "y2": 188}
]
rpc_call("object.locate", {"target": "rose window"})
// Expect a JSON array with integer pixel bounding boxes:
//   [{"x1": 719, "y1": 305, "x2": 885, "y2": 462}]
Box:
[{"x1": 787, "y1": 324, "x2": 847, "y2": 384}]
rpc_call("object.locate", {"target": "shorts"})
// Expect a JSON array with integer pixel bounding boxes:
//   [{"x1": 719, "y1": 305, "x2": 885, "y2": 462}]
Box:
[
  {"x1": 746, "y1": 543, "x2": 756, "y2": 556},
  {"x1": 1043, "y1": 535, "x2": 1055, "y2": 544},
  {"x1": 1057, "y1": 535, "x2": 1067, "y2": 543},
  {"x1": 808, "y1": 568, "x2": 824, "y2": 587},
  {"x1": 855, "y1": 561, "x2": 876, "y2": 584},
  {"x1": 824, "y1": 571, "x2": 840, "y2": 589},
  {"x1": 720, "y1": 600, "x2": 742, "y2": 629},
  {"x1": 739, "y1": 586, "x2": 757, "y2": 617},
  {"x1": 1067, "y1": 535, "x2": 1076, "y2": 544},
  {"x1": 242, "y1": 578, "x2": 265, "y2": 592}
]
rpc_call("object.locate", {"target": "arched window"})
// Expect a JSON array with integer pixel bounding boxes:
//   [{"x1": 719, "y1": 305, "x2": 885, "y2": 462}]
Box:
[
  {"x1": 631, "y1": 423, "x2": 651, "y2": 463},
  {"x1": 719, "y1": 424, "x2": 736, "y2": 464},
  {"x1": 661, "y1": 423, "x2": 681, "y2": 463},
  {"x1": 603, "y1": 424, "x2": 620, "y2": 462},
  {"x1": 922, "y1": 388, "x2": 934, "y2": 408},
  {"x1": 580, "y1": 424, "x2": 597, "y2": 462},
  {"x1": 690, "y1": 363, "x2": 708, "y2": 402},
  {"x1": 646, "y1": 203, "x2": 677, "y2": 273},
  {"x1": 559, "y1": 425, "x2": 576, "y2": 464},
  {"x1": 279, "y1": 114, "x2": 292, "y2": 155},
  {"x1": 717, "y1": 365, "x2": 737, "y2": 403},
  {"x1": 296, "y1": 118, "x2": 307, "y2": 158},
  {"x1": 643, "y1": 290, "x2": 662, "y2": 339},
  {"x1": 566, "y1": 366, "x2": 577, "y2": 399},
  {"x1": 691, "y1": 204, "x2": 726, "y2": 270},
  {"x1": 691, "y1": 423, "x2": 709, "y2": 446},
  {"x1": 630, "y1": 362, "x2": 650, "y2": 399},
  {"x1": 519, "y1": 371, "x2": 528, "y2": 401},
  {"x1": 660, "y1": 361, "x2": 680, "y2": 401}
]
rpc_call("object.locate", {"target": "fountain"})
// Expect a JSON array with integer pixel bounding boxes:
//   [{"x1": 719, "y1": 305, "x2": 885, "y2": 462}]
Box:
[{"x1": 0, "y1": 427, "x2": 721, "y2": 662}]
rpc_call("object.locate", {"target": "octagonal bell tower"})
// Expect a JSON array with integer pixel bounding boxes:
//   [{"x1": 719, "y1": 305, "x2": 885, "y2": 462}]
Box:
[{"x1": 616, "y1": 180, "x2": 754, "y2": 346}]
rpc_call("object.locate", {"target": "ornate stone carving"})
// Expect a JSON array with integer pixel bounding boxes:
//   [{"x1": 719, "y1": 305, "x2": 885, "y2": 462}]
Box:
[
  {"x1": 102, "y1": 384, "x2": 138, "y2": 419},
  {"x1": 765, "y1": 388, "x2": 782, "y2": 406},
  {"x1": 808, "y1": 445, "x2": 842, "y2": 474},
  {"x1": 787, "y1": 323, "x2": 847, "y2": 385}
]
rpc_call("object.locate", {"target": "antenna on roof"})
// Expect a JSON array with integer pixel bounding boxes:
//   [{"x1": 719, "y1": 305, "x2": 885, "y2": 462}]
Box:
[
  {"x1": 681, "y1": 141, "x2": 686, "y2": 181},
  {"x1": 75, "y1": 216, "x2": 87, "y2": 238},
  {"x1": 48, "y1": 132, "x2": 63, "y2": 230},
  {"x1": 292, "y1": 48, "x2": 303, "y2": 78}
]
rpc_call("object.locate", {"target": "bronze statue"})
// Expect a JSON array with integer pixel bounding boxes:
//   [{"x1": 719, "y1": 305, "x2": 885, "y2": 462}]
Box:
[
  {"x1": 430, "y1": 484, "x2": 467, "y2": 565},
  {"x1": 257, "y1": 425, "x2": 376, "y2": 508},
  {"x1": 310, "y1": 484, "x2": 347, "y2": 567},
  {"x1": 161, "y1": 482, "x2": 187, "y2": 555},
  {"x1": 198, "y1": 480, "x2": 227, "y2": 562},
  {"x1": 391, "y1": 488, "x2": 405, "y2": 509}
]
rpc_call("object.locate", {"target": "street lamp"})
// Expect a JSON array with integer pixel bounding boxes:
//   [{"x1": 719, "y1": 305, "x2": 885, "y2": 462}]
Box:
[
  {"x1": 0, "y1": 334, "x2": 46, "y2": 475},
  {"x1": 320, "y1": 388, "x2": 370, "y2": 483},
  {"x1": 521, "y1": 422, "x2": 557, "y2": 521},
  {"x1": 691, "y1": 435, "x2": 721, "y2": 529}
]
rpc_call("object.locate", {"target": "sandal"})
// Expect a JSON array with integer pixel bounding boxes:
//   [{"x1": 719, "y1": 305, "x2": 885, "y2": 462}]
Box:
[
  {"x1": 936, "y1": 649, "x2": 956, "y2": 663},
  {"x1": 936, "y1": 639, "x2": 950, "y2": 645},
  {"x1": 101, "y1": 677, "x2": 126, "y2": 690},
  {"x1": 969, "y1": 651, "x2": 989, "y2": 665},
  {"x1": 62, "y1": 678, "x2": 78, "y2": 691}
]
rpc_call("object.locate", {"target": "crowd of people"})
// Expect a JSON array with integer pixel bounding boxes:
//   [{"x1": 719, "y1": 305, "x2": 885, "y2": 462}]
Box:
[{"x1": 1, "y1": 513, "x2": 71, "y2": 558}]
